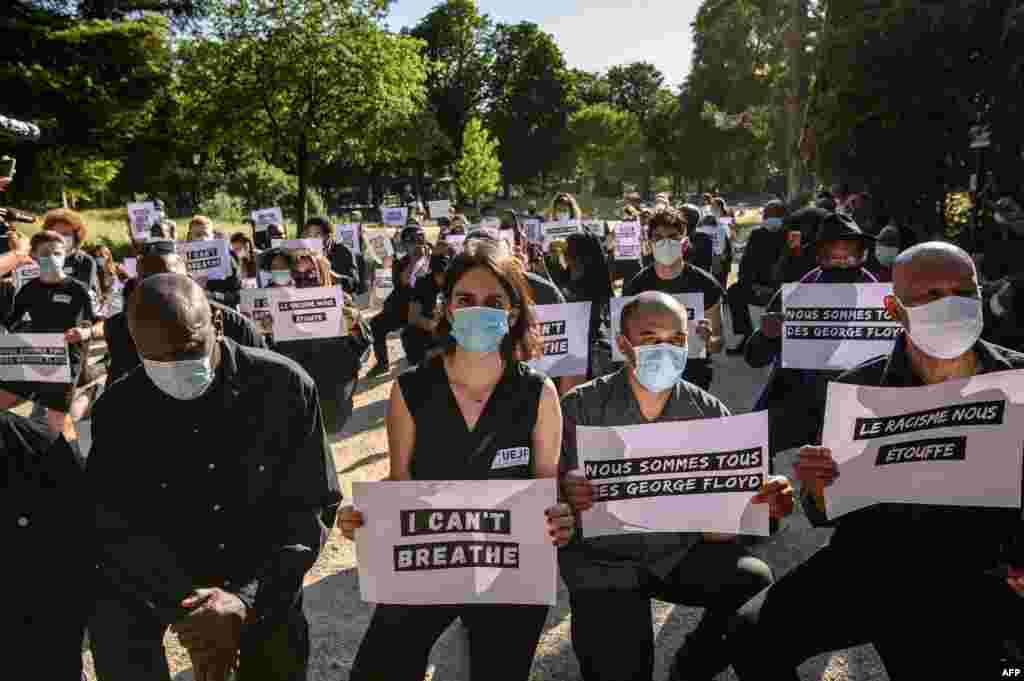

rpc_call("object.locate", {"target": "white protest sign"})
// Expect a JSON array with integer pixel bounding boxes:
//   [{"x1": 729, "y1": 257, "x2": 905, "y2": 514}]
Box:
[
  {"x1": 175, "y1": 239, "x2": 232, "y2": 281},
  {"x1": 578, "y1": 410, "x2": 770, "y2": 537},
  {"x1": 127, "y1": 201, "x2": 158, "y2": 239},
  {"x1": 271, "y1": 238, "x2": 325, "y2": 256},
  {"x1": 614, "y1": 221, "x2": 642, "y2": 261},
  {"x1": 610, "y1": 293, "x2": 706, "y2": 362},
  {"x1": 499, "y1": 229, "x2": 516, "y2": 252},
  {"x1": 781, "y1": 283, "x2": 900, "y2": 371},
  {"x1": 353, "y1": 479, "x2": 557, "y2": 605},
  {"x1": 251, "y1": 207, "x2": 283, "y2": 233},
  {"x1": 368, "y1": 232, "x2": 394, "y2": 260},
  {"x1": 821, "y1": 373, "x2": 1024, "y2": 520},
  {"x1": 267, "y1": 286, "x2": 346, "y2": 342},
  {"x1": 373, "y1": 268, "x2": 394, "y2": 308},
  {"x1": 121, "y1": 258, "x2": 137, "y2": 278},
  {"x1": 0, "y1": 333, "x2": 71, "y2": 383},
  {"x1": 336, "y1": 223, "x2": 361, "y2": 255},
  {"x1": 528, "y1": 302, "x2": 592, "y2": 378},
  {"x1": 14, "y1": 264, "x2": 39, "y2": 292},
  {"x1": 239, "y1": 288, "x2": 273, "y2": 336},
  {"x1": 382, "y1": 206, "x2": 409, "y2": 226},
  {"x1": 476, "y1": 225, "x2": 501, "y2": 241},
  {"x1": 241, "y1": 278, "x2": 258, "y2": 290},
  {"x1": 480, "y1": 217, "x2": 501, "y2": 230},
  {"x1": 697, "y1": 223, "x2": 725, "y2": 256},
  {"x1": 428, "y1": 200, "x2": 451, "y2": 219},
  {"x1": 446, "y1": 234, "x2": 466, "y2": 254},
  {"x1": 524, "y1": 219, "x2": 543, "y2": 245},
  {"x1": 542, "y1": 220, "x2": 581, "y2": 250}
]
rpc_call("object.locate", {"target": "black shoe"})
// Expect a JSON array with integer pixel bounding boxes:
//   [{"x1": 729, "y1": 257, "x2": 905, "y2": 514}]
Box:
[
  {"x1": 726, "y1": 337, "x2": 748, "y2": 355},
  {"x1": 366, "y1": 363, "x2": 390, "y2": 379}
]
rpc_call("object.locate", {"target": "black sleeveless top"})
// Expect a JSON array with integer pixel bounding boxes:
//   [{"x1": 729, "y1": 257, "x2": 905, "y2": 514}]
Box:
[{"x1": 399, "y1": 356, "x2": 545, "y2": 481}]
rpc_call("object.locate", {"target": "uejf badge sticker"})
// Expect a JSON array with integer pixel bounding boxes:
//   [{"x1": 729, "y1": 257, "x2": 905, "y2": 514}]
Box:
[{"x1": 491, "y1": 447, "x2": 530, "y2": 470}]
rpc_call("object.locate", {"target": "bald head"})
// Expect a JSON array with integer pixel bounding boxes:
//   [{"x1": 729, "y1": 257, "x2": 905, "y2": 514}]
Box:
[
  {"x1": 621, "y1": 291, "x2": 689, "y2": 338},
  {"x1": 139, "y1": 252, "x2": 187, "y2": 280},
  {"x1": 128, "y1": 274, "x2": 216, "y2": 361},
  {"x1": 892, "y1": 242, "x2": 977, "y2": 303}
]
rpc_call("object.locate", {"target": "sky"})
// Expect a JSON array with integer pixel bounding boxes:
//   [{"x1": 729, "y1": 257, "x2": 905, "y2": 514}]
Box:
[{"x1": 385, "y1": 0, "x2": 702, "y2": 89}]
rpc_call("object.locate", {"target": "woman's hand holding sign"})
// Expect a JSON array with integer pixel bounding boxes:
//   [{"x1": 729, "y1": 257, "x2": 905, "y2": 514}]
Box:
[
  {"x1": 338, "y1": 506, "x2": 363, "y2": 541},
  {"x1": 545, "y1": 503, "x2": 574, "y2": 546},
  {"x1": 561, "y1": 472, "x2": 594, "y2": 512}
]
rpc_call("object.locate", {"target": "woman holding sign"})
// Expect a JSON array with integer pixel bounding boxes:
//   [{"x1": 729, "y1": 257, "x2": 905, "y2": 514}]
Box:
[
  {"x1": 559, "y1": 231, "x2": 614, "y2": 393},
  {"x1": 187, "y1": 216, "x2": 242, "y2": 309},
  {"x1": 0, "y1": 231, "x2": 103, "y2": 437},
  {"x1": 340, "y1": 242, "x2": 574, "y2": 681}
]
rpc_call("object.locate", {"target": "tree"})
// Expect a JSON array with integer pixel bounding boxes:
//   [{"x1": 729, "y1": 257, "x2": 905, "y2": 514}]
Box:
[
  {"x1": 487, "y1": 22, "x2": 573, "y2": 196},
  {"x1": 409, "y1": 0, "x2": 493, "y2": 162},
  {"x1": 569, "y1": 68, "x2": 611, "y2": 107},
  {"x1": 454, "y1": 117, "x2": 500, "y2": 204},
  {"x1": 178, "y1": 0, "x2": 426, "y2": 226},
  {"x1": 605, "y1": 62, "x2": 664, "y2": 126},
  {"x1": 565, "y1": 104, "x2": 645, "y2": 197}
]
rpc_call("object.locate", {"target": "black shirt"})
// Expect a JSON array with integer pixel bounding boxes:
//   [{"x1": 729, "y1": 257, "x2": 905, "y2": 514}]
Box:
[
  {"x1": 104, "y1": 300, "x2": 266, "y2": 386},
  {"x1": 803, "y1": 336, "x2": 1024, "y2": 572},
  {"x1": 326, "y1": 242, "x2": 360, "y2": 294},
  {"x1": 399, "y1": 357, "x2": 545, "y2": 480},
  {"x1": 410, "y1": 275, "x2": 442, "y2": 320},
  {"x1": 6, "y1": 277, "x2": 96, "y2": 370},
  {"x1": 623, "y1": 263, "x2": 724, "y2": 309},
  {"x1": 737, "y1": 226, "x2": 787, "y2": 287},
  {"x1": 526, "y1": 271, "x2": 567, "y2": 306},
  {"x1": 205, "y1": 251, "x2": 243, "y2": 309},
  {"x1": 64, "y1": 250, "x2": 98, "y2": 293},
  {"x1": 88, "y1": 339, "x2": 341, "y2": 626}
]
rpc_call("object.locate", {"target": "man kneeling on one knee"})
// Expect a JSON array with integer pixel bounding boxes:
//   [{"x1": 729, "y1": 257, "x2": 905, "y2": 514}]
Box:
[{"x1": 559, "y1": 291, "x2": 795, "y2": 681}]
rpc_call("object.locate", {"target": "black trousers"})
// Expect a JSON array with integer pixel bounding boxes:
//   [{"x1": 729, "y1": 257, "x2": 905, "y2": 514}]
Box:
[
  {"x1": 370, "y1": 305, "x2": 406, "y2": 366},
  {"x1": 726, "y1": 281, "x2": 759, "y2": 338},
  {"x1": 90, "y1": 590, "x2": 310, "y2": 681},
  {"x1": 349, "y1": 603, "x2": 549, "y2": 681},
  {"x1": 683, "y1": 359, "x2": 713, "y2": 391},
  {"x1": 401, "y1": 326, "x2": 440, "y2": 367},
  {"x1": 729, "y1": 545, "x2": 1021, "y2": 680},
  {"x1": 567, "y1": 541, "x2": 772, "y2": 681}
]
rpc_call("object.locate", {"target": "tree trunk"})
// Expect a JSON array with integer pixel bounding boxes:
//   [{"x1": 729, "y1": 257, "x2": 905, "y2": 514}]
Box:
[
  {"x1": 296, "y1": 135, "x2": 309, "y2": 231},
  {"x1": 503, "y1": 177, "x2": 511, "y2": 201}
]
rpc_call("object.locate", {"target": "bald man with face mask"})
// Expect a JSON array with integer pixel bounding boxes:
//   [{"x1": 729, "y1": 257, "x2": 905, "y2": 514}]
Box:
[
  {"x1": 729, "y1": 242, "x2": 1024, "y2": 680},
  {"x1": 87, "y1": 274, "x2": 341, "y2": 681}
]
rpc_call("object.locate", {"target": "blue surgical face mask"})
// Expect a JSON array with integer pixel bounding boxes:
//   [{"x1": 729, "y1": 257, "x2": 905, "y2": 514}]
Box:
[
  {"x1": 36, "y1": 254, "x2": 66, "y2": 277},
  {"x1": 451, "y1": 306, "x2": 509, "y2": 353},
  {"x1": 632, "y1": 342, "x2": 688, "y2": 393},
  {"x1": 141, "y1": 355, "x2": 215, "y2": 400},
  {"x1": 271, "y1": 270, "x2": 292, "y2": 286}
]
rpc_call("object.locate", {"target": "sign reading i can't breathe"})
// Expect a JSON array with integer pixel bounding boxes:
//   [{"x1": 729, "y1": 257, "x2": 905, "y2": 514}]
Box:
[
  {"x1": 527, "y1": 302, "x2": 592, "y2": 378},
  {"x1": 781, "y1": 283, "x2": 901, "y2": 370},
  {"x1": 821, "y1": 371, "x2": 1024, "y2": 520},
  {"x1": 353, "y1": 479, "x2": 557, "y2": 605},
  {"x1": 610, "y1": 293, "x2": 706, "y2": 362},
  {"x1": 0, "y1": 333, "x2": 71, "y2": 383},
  {"x1": 175, "y1": 239, "x2": 231, "y2": 281},
  {"x1": 577, "y1": 410, "x2": 770, "y2": 537}
]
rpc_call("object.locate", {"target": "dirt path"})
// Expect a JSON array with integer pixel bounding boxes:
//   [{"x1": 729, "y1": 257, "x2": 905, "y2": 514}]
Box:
[{"x1": 80, "y1": 328, "x2": 890, "y2": 681}]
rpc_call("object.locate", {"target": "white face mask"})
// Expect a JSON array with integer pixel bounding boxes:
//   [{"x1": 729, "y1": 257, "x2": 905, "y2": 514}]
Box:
[
  {"x1": 899, "y1": 295, "x2": 983, "y2": 360},
  {"x1": 653, "y1": 238, "x2": 684, "y2": 266},
  {"x1": 141, "y1": 355, "x2": 215, "y2": 400}
]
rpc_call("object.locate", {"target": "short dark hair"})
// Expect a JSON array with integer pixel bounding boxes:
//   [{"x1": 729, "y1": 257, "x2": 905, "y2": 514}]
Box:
[
  {"x1": 30, "y1": 230, "x2": 65, "y2": 253},
  {"x1": 647, "y1": 208, "x2": 689, "y2": 236},
  {"x1": 305, "y1": 216, "x2": 331, "y2": 235}
]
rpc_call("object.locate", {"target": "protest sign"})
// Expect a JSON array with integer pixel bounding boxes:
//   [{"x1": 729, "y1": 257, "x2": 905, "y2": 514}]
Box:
[
  {"x1": 428, "y1": 200, "x2": 451, "y2": 219},
  {"x1": 542, "y1": 220, "x2": 581, "y2": 249},
  {"x1": 476, "y1": 226, "x2": 501, "y2": 241},
  {"x1": 577, "y1": 410, "x2": 770, "y2": 537},
  {"x1": 353, "y1": 479, "x2": 557, "y2": 605},
  {"x1": 336, "y1": 223, "x2": 360, "y2": 255},
  {"x1": 821, "y1": 372, "x2": 1024, "y2": 520},
  {"x1": 781, "y1": 283, "x2": 900, "y2": 371},
  {"x1": 610, "y1": 293, "x2": 706, "y2": 362},
  {"x1": 251, "y1": 207, "x2": 283, "y2": 233},
  {"x1": 175, "y1": 239, "x2": 232, "y2": 281},
  {"x1": 271, "y1": 238, "x2": 325, "y2": 256},
  {"x1": 127, "y1": 201, "x2": 159, "y2": 239},
  {"x1": 614, "y1": 221, "x2": 642, "y2": 261},
  {"x1": 373, "y1": 268, "x2": 394, "y2": 308},
  {"x1": 121, "y1": 257, "x2": 137, "y2": 278},
  {"x1": 368, "y1": 231, "x2": 394, "y2": 260},
  {"x1": 267, "y1": 286, "x2": 346, "y2": 342},
  {"x1": 524, "y1": 219, "x2": 543, "y2": 245},
  {"x1": 480, "y1": 217, "x2": 501, "y2": 230},
  {"x1": 0, "y1": 333, "x2": 71, "y2": 383},
  {"x1": 14, "y1": 264, "x2": 38, "y2": 292},
  {"x1": 584, "y1": 220, "x2": 607, "y2": 238},
  {"x1": 241, "y1": 278, "x2": 258, "y2": 290},
  {"x1": 499, "y1": 229, "x2": 516, "y2": 252},
  {"x1": 239, "y1": 288, "x2": 273, "y2": 336},
  {"x1": 382, "y1": 206, "x2": 409, "y2": 226},
  {"x1": 446, "y1": 234, "x2": 466, "y2": 254},
  {"x1": 697, "y1": 222, "x2": 727, "y2": 256},
  {"x1": 527, "y1": 302, "x2": 592, "y2": 378}
]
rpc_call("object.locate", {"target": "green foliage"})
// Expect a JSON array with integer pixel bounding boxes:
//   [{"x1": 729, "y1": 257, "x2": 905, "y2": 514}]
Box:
[
  {"x1": 566, "y1": 104, "x2": 645, "y2": 197},
  {"x1": 454, "y1": 117, "x2": 501, "y2": 203},
  {"x1": 226, "y1": 160, "x2": 298, "y2": 213},
  {"x1": 199, "y1": 192, "x2": 246, "y2": 222}
]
